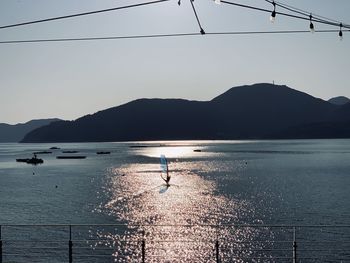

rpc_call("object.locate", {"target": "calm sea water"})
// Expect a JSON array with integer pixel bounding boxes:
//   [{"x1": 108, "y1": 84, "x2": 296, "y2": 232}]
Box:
[{"x1": 0, "y1": 140, "x2": 349, "y2": 262}]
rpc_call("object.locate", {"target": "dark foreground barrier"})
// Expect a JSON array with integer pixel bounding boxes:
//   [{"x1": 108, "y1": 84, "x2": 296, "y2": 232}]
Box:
[{"x1": 0, "y1": 224, "x2": 349, "y2": 262}]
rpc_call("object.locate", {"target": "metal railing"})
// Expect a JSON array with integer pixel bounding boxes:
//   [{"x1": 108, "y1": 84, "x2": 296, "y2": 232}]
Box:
[{"x1": 0, "y1": 224, "x2": 349, "y2": 262}]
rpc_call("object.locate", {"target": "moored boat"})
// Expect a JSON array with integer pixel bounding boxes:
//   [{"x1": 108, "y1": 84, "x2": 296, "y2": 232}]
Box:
[
  {"x1": 16, "y1": 156, "x2": 44, "y2": 165},
  {"x1": 49, "y1": 147, "x2": 60, "y2": 150},
  {"x1": 56, "y1": 156, "x2": 86, "y2": 159}
]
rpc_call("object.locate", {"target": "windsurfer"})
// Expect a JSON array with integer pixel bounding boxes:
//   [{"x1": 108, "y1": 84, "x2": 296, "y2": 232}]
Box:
[
  {"x1": 160, "y1": 155, "x2": 171, "y2": 187},
  {"x1": 161, "y1": 171, "x2": 170, "y2": 187}
]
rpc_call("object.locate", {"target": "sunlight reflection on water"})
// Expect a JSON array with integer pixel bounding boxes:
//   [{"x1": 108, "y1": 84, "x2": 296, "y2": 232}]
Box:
[
  {"x1": 2, "y1": 141, "x2": 349, "y2": 261},
  {"x1": 97, "y1": 144, "x2": 261, "y2": 262}
]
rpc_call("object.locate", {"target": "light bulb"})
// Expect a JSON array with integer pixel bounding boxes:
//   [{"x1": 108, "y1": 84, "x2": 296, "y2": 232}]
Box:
[
  {"x1": 270, "y1": 11, "x2": 276, "y2": 23},
  {"x1": 310, "y1": 22, "x2": 315, "y2": 33},
  {"x1": 309, "y1": 15, "x2": 315, "y2": 33},
  {"x1": 270, "y1": 2, "x2": 276, "y2": 23},
  {"x1": 214, "y1": 0, "x2": 221, "y2": 4},
  {"x1": 339, "y1": 23, "x2": 343, "y2": 41}
]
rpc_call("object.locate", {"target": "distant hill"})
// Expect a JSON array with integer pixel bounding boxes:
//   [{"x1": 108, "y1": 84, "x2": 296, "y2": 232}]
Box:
[
  {"x1": 328, "y1": 96, "x2": 350, "y2": 105},
  {"x1": 0, "y1": 119, "x2": 61, "y2": 142},
  {"x1": 21, "y1": 83, "x2": 350, "y2": 142},
  {"x1": 210, "y1": 84, "x2": 334, "y2": 138}
]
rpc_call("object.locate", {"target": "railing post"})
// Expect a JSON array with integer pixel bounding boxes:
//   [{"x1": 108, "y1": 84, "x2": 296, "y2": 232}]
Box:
[
  {"x1": 141, "y1": 230, "x2": 145, "y2": 263},
  {"x1": 0, "y1": 225, "x2": 3, "y2": 263},
  {"x1": 215, "y1": 240, "x2": 220, "y2": 263},
  {"x1": 141, "y1": 240, "x2": 145, "y2": 263},
  {"x1": 69, "y1": 225, "x2": 73, "y2": 263},
  {"x1": 293, "y1": 227, "x2": 297, "y2": 263}
]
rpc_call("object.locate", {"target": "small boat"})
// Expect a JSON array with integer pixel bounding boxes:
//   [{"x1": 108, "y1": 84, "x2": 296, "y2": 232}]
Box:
[
  {"x1": 62, "y1": 150, "x2": 79, "y2": 153},
  {"x1": 96, "y1": 151, "x2": 111, "y2": 155},
  {"x1": 50, "y1": 147, "x2": 60, "y2": 150},
  {"x1": 16, "y1": 156, "x2": 44, "y2": 165},
  {"x1": 56, "y1": 156, "x2": 86, "y2": 159},
  {"x1": 16, "y1": 158, "x2": 29, "y2": 163},
  {"x1": 27, "y1": 157, "x2": 44, "y2": 164},
  {"x1": 193, "y1": 149, "x2": 202, "y2": 152}
]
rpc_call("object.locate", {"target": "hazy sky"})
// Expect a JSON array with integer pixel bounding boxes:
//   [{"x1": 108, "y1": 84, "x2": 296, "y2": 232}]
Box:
[{"x1": 0, "y1": 0, "x2": 349, "y2": 124}]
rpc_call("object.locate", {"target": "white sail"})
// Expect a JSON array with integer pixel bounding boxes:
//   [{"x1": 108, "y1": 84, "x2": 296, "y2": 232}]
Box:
[{"x1": 160, "y1": 155, "x2": 170, "y2": 185}]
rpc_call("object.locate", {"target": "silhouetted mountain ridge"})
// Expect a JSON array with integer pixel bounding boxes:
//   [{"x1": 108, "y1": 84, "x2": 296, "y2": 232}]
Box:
[
  {"x1": 328, "y1": 96, "x2": 350, "y2": 106},
  {"x1": 0, "y1": 119, "x2": 61, "y2": 142},
  {"x1": 209, "y1": 84, "x2": 334, "y2": 138},
  {"x1": 21, "y1": 83, "x2": 350, "y2": 142}
]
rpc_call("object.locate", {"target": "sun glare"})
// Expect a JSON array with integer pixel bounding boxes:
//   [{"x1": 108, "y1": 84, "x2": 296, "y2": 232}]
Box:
[
  {"x1": 150, "y1": 146, "x2": 194, "y2": 158},
  {"x1": 135, "y1": 145, "x2": 196, "y2": 158}
]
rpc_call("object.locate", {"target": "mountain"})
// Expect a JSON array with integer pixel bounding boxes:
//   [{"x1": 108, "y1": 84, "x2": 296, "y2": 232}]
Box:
[
  {"x1": 22, "y1": 100, "x2": 212, "y2": 142},
  {"x1": 328, "y1": 96, "x2": 350, "y2": 105},
  {"x1": 210, "y1": 84, "x2": 334, "y2": 138},
  {"x1": 21, "y1": 83, "x2": 350, "y2": 142},
  {"x1": 0, "y1": 119, "x2": 61, "y2": 142}
]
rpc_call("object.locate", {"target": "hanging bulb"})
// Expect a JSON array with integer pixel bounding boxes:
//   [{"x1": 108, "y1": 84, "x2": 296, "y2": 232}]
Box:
[
  {"x1": 214, "y1": 0, "x2": 221, "y2": 4},
  {"x1": 270, "y1": 2, "x2": 276, "y2": 23},
  {"x1": 309, "y1": 14, "x2": 315, "y2": 33},
  {"x1": 178, "y1": 0, "x2": 181, "y2": 5},
  {"x1": 270, "y1": 10, "x2": 276, "y2": 22},
  {"x1": 339, "y1": 23, "x2": 343, "y2": 41},
  {"x1": 309, "y1": 22, "x2": 314, "y2": 33}
]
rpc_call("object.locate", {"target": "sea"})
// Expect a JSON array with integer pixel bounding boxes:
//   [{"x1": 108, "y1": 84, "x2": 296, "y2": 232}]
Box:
[{"x1": 0, "y1": 140, "x2": 349, "y2": 262}]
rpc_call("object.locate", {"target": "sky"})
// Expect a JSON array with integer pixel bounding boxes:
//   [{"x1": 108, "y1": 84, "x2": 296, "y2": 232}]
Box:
[{"x1": 0, "y1": 0, "x2": 349, "y2": 124}]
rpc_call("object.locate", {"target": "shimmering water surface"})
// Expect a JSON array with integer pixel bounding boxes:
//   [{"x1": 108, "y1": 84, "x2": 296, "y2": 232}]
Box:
[{"x1": 0, "y1": 140, "x2": 349, "y2": 262}]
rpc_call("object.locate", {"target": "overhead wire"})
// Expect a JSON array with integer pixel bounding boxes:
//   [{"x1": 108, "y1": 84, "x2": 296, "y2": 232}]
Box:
[
  {"x1": 264, "y1": 0, "x2": 309, "y2": 17},
  {"x1": 0, "y1": 0, "x2": 348, "y2": 44},
  {"x1": 189, "y1": 0, "x2": 205, "y2": 34},
  {"x1": 220, "y1": 0, "x2": 350, "y2": 29},
  {"x1": 264, "y1": 0, "x2": 345, "y2": 25},
  {"x1": 264, "y1": 0, "x2": 350, "y2": 28},
  {"x1": 0, "y1": 29, "x2": 348, "y2": 44},
  {"x1": 0, "y1": 0, "x2": 171, "y2": 30}
]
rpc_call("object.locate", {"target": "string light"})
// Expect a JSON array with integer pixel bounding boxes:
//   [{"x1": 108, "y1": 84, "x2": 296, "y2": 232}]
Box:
[
  {"x1": 270, "y1": 1, "x2": 276, "y2": 23},
  {"x1": 0, "y1": 0, "x2": 347, "y2": 41},
  {"x1": 222, "y1": 0, "x2": 348, "y2": 40},
  {"x1": 309, "y1": 14, "x2": 315, "y2": 33},
  {"x1": 339, "y1": 23, "x2": 343, "y2": 40}
]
